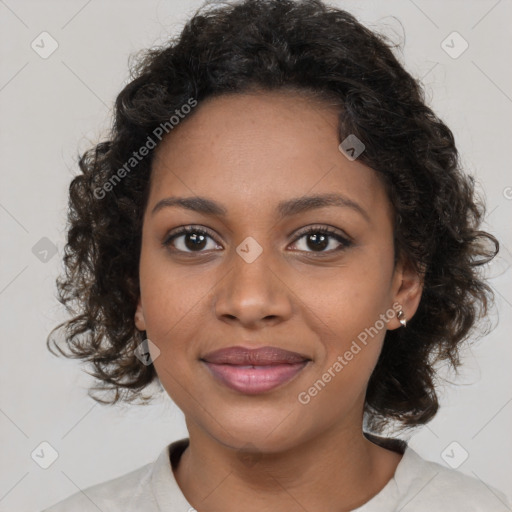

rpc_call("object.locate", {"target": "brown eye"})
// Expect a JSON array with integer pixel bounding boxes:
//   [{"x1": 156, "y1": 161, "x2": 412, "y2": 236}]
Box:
[
  {"x1": 163, "y1": 226, "x2": 221, "y2": 253},
  {"x1": 290, "y1": 226, "x2": 352, "y2": 254}
]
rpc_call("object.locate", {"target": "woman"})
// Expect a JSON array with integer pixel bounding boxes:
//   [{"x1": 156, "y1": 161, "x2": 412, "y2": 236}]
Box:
[{"x1": 43, "y1": 0, "x2": 510, "y2": 510}]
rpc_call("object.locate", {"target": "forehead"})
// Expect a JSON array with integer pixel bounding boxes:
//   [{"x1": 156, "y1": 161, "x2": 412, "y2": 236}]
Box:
[{"x1": 148, "y1": 91, "x2": 391, "y2": 221}]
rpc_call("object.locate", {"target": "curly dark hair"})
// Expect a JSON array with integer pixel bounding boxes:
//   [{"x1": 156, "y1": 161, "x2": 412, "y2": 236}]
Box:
[{"x1": 47, "y1": 0, "x2": 499, "y2": 433}]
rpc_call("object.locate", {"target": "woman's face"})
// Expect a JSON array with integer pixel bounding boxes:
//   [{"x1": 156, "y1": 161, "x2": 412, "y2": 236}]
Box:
[{"x1": 135, "y1": 91, "x2": 422, "y2": 452}]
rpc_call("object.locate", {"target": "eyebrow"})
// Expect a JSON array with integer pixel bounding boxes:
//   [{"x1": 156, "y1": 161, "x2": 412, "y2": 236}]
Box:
[{"x1": 151, "y1": 193, "x2": 370, "y2": 223}]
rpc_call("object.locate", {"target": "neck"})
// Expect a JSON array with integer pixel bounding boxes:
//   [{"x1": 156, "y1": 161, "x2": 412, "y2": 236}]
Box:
[{"x1": 172, "y1": 421, "x2": 403, "y2": 512}]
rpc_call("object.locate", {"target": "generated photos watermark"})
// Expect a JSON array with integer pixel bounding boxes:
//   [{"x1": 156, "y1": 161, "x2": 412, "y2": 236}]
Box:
[
  {"x1": 297, "y1": 302, "x2": 402, "y2": 405},
  {"x1": 93, "y1": 97, "x2": 198, "y2": 200}
]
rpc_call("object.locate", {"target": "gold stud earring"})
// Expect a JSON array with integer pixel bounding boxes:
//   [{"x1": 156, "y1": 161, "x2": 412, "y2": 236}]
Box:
[{"x1": 397, "y1": 309, "x2": 407, "y2": 328}]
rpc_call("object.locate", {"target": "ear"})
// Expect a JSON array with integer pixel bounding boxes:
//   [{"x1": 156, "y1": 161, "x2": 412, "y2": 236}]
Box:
[
  {"x1": 389, "y1": 255, "x2": 424, "y2": 330},
  {"x1": 134, "y1": 296, "x2": 147, "y2": 331}
]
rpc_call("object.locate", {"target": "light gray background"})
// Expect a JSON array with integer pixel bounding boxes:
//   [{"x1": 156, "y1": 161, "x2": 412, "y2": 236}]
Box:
[{"x1": 1, "y1": 1, "x2": 511, "y2": 510}]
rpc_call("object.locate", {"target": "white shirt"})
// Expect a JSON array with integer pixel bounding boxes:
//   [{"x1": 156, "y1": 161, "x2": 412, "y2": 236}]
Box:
[{"x1": 41, "y1": 437, "x2": 511, "y2": 511}]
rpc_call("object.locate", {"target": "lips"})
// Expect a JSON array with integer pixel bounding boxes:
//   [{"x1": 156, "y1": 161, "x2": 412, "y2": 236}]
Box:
[
  {"x1": 201, "y1": 346, "x2": 311, "y2": 395},
  {"x1": 202, "y1": 346, "x2": 309, "y2": 365}
]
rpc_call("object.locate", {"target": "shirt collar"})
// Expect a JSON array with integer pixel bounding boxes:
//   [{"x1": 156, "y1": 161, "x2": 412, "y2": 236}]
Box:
[
  {"x1": 150, "y1": 438, "x2": 192, "y2": 511},
  {"x1": 148, "y1": 436, "x2": 420, "y2": 511}
]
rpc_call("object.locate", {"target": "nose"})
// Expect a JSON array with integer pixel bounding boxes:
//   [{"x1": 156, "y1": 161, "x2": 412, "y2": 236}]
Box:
[{"x1": 213, "y1": 246, "x2": 293, "y2": 328}]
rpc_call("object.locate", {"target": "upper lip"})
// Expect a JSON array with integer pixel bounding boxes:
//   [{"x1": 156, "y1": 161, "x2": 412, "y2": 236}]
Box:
[{"x1": 201, "y1": 346, "x2": 310, "y2": 365}]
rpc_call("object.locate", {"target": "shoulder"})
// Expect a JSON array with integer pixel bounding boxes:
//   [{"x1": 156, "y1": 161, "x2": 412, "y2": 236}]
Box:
[
  {"x1": 41, "y1": 461, "x2": 155, "y2": 512},
  {"x1": 41, "y1": 438, "x2": 191, "y2": 512},
  {"x1": 395, "y1": 447, "x2": 511, "y2": 511}
]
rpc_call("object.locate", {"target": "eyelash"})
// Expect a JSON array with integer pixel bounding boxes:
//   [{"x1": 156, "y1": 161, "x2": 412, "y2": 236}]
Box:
[{"x1": 162, "y1": 224, "x2": 353, "y2": 255}]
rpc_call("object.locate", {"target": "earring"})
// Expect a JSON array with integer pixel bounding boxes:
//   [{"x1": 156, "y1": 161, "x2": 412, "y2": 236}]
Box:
[{"x1": 397, "y1": 309, "x2": 407, "y2": 328}]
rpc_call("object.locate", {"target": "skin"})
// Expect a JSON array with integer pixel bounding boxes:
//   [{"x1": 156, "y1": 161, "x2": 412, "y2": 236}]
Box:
[{"x1": 134, "y1": 90, "x2": 423, "y2": 512}]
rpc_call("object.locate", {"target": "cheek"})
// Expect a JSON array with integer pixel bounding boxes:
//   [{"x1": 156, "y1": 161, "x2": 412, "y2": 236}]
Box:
[
  {"x1": 142, "y1": 287, "x2": 202, "y2": 360},
  {"x1": 138, "y1": 243, "x2": 209, "y2": 341},
  {"x1": 305, "y1": 256, "x2": 392, "y2": 338},
  {"x1": 296, "y1": 346, "x2": 381, "y2": 432},
  {"x1": 298, "y1": 248, "x2": 393, "y2": 384},
  {"x1": 297, "y1": 284, "x2": 388, "y2": 418}
]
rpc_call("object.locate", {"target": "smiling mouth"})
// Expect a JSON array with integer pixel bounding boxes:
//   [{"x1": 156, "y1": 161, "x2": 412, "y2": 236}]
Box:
[
  {"x1": 202, "y1": 361, "x2": 309, "y2": 394},
  {"x1": 200, "y1": 345, "x2": 311, "y2": 394}
]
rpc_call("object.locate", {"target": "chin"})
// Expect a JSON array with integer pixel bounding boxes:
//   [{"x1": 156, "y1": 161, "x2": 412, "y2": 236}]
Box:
[{"x1": 199, "y1": 406, "x2": 311, "y2": 454}]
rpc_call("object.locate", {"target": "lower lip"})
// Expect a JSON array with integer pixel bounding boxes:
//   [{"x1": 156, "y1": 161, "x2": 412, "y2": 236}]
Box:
[{"x1": 203, "y1": 361, "x2": 308, "y2": 394}]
